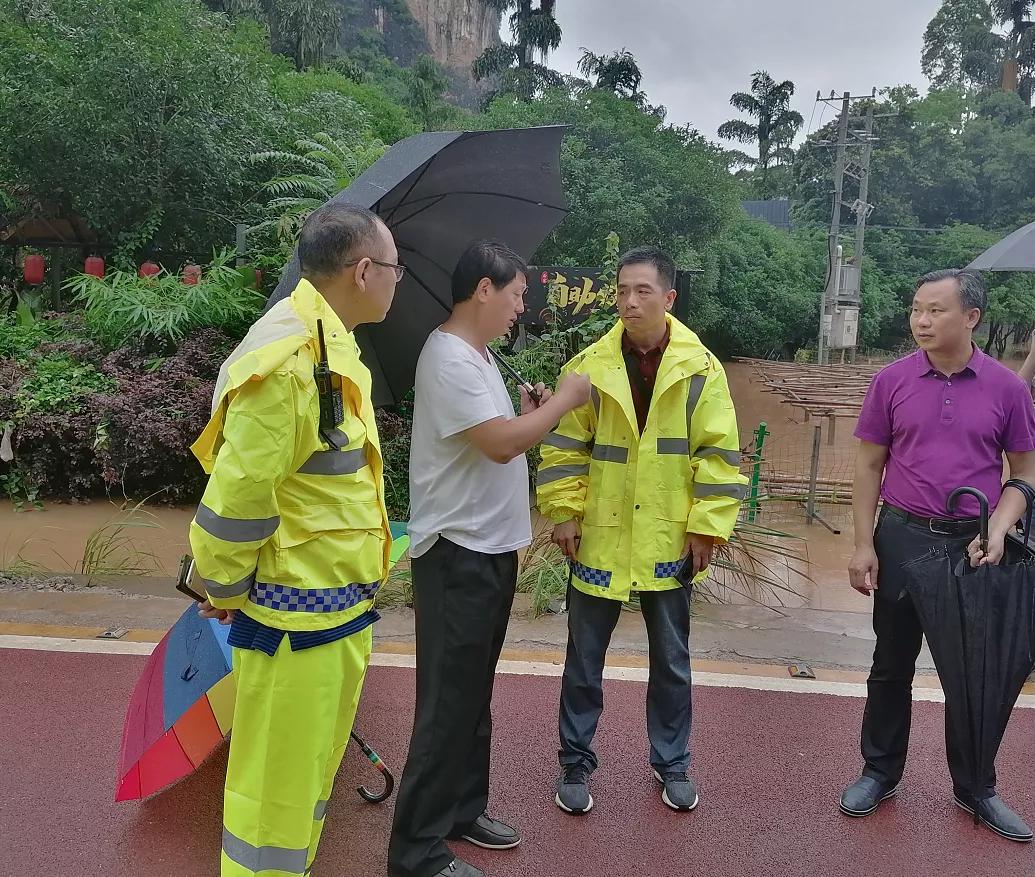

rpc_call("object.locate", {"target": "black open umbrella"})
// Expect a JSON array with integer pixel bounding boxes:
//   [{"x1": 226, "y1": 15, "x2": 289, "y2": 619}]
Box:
[
  {"x1": 903, "y1": 483, "x2": 1035, "y2": 816},
  {"x1": 967, "y1": 220, "x2": 1035, "y2": 272},
  {"x1": 266, "y1": 125, "x2": 569, "y2": 406}
]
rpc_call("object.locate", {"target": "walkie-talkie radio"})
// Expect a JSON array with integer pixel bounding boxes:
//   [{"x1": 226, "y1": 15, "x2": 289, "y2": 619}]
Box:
[{"x1": 315, "y1": 319, "x2": 344, "y2": 449}]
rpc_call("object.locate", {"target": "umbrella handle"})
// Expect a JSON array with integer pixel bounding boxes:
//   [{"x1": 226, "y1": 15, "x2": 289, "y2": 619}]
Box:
[
  {"x1": 350, "y1": 730, "x2": 395, "y2": 804},
  {"x1": 488, "y1": 348, "x2": 542, "y2": 405},
  {"x1": 1004, "y1": 478, "x2": 1035, "y2": 546},
  {"x1": 947, "y1": 487, "x2": 989, "y2": 554}
]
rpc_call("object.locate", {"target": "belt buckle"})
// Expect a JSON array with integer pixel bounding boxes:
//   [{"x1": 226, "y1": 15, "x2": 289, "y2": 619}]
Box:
[{"x1": 928, "y1": 518, "x2": 955, "y2": 536}]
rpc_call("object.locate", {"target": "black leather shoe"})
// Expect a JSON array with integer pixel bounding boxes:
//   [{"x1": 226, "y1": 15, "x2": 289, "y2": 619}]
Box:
[
  {"x1": 433, "y1": 859, "x2": 483, "y2": 877},
  {"x1": 955, "y1": 792, "x2": 1034, "y2": 842},
  {"x1": 454, "y1": 813, "x2": 520, "y2": 850},
  {"x1": 839, "y1": 775, "x2": 899, "y2": 817}
]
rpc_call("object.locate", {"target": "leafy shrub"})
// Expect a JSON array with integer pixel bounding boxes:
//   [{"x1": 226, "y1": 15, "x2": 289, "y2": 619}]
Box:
[
  {"x1": 91, "y1": 329, "x2": 233, "y2": 503},
  {"x1": 376, "y1": 404, "x2": 413, "y2": 521},
  {"x1": 64, "y1": 250, "x2": 264, "y2": 349},
  {"x1": 13, "y1": 354, "x2": 115, "y2": 418},
  {"x1": 0, "y1": 311, "x2": 81, "y2": 361}
]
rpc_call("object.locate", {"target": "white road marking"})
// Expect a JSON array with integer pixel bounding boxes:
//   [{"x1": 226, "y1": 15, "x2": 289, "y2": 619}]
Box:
[{"x1": 4, "y1": 634, "x2": 1032, "y2": 708}]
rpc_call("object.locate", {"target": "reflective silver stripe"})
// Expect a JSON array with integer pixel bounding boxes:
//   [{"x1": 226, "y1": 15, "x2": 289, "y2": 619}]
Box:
[
  {"x1": 695, "y1": 482, "x2": 749, "y2": 500},
  {"x1": 591, "y1": 387, "x2": 601, "y2": 415},
  {"x1": 591, "y1": 444, "x2": 628, "y2": 464},
  {"x1": 686, "y1": 374, "x2": 706, "y2": 423},
  {"x1": 298, "y1": 447, "x2": 367, "y2": 476},
  {"x1": 537, "y1": 464, "x2": 590, "y2": 486},
  {"x1": 222, "y1": 827, "x2": 308, "y2": 874},
  {"x1": 201, "y1": 572, "x2": 254, "y2": 599},
  {"x1": 657, "y1": 438, "x2": 690, "y2": 455},
  {"x1": 195, "y1": 503, "x2": 279, "y2": 543},
  {"x1": 695, "y1": 446, "x2": 742, "y2": 466},
  {"x1": 314, "y1": 799, "x2": 328, "y2": 821},
  {"x1": 544, "y1": 431, "x2": 591, "y2": 452}
]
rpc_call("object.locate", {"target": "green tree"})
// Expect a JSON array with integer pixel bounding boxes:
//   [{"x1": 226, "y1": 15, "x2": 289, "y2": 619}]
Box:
[
  {"x1": 405, "y1": 56, "x2": 450, "y2": 131},
  {"x1": 482, "y1": 86, "x2": 740, "y2": 270},
  {"x1": 0, "y1": 0, "x2": 284, "y2": 257},
  {"x1": 923, "y1": 1, "x2": 1035, "y2": 102},
  {"x1": 474, "y1": 0, "x2": 563, "y2": 101},
  {"x1": 923, "y1": 0, "x2": 1001, "y2": 88},
  {"x1": 251, "y1": 132, "x2": 387, "y2": 245},
  {"x1": 577, "y1": 47, "x2": 643, "y2": 101},
  {"x1": 276, "y1": 0, "x2": 339, "y2": 70},
  {"x1": 718, "y1": 71, "x2": 804, "y2": 197}
]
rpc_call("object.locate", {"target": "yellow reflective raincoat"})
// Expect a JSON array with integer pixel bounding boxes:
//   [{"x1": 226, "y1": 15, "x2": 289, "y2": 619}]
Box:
[
  {"x1": 189, "y1": 278, "x2": 391, "y2": 628},
  {"x1": 536, "y1": 315, "x2": 747, "y2": 603},
  {"x1": 188, "y1": 278, "x2": 391, "y2": 877}
]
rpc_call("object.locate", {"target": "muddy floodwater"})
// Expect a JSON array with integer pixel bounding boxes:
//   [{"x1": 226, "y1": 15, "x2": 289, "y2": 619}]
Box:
[{"x1": 0, "y1": 361, "x2": 889, "y2": 613}]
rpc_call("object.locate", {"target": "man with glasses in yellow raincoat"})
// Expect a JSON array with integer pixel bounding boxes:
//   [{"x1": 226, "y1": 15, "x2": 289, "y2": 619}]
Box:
[
  {"x1": 538, "y1": 246, "x2": 747, "y2": 817},
  {"x1": 189, "y1": 202, "x2": 403, "y2": 877}
]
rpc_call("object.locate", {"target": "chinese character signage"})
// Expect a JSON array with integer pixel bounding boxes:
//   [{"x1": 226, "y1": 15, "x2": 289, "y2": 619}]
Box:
[{"x1": 520, "y1": 267, "x2": 615, "y2": 325}]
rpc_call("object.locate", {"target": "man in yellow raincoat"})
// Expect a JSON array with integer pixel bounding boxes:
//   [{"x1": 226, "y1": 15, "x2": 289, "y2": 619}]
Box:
[
  {"x1": 189, "y1": 202, "x2": 402, "y2": 877},
  {"x1": 537, "y1": 246, "x2": 747, "y2": 817}
]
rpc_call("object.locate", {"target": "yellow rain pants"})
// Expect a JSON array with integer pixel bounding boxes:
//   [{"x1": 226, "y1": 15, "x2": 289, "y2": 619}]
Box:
[{"x1": 220, "y1": 626, "x2": 372, "y2": 876}]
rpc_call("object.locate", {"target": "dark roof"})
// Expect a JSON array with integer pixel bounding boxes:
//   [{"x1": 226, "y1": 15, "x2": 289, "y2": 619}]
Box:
[
  {"x1": 0, "y1": 215, "x2": 99, "y2": 247},
  {"x1": 741, "y1": 199, "x2": 792, "y2": 230}
]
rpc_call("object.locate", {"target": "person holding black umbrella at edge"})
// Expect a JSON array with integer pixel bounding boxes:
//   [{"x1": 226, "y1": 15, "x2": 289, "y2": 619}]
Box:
[
  {"x1": 841, "y1": 267, "x2": 1035, "y2": 841},
  {"x1": 388, "y1": 240, "x2": 592, "y2": 877}
]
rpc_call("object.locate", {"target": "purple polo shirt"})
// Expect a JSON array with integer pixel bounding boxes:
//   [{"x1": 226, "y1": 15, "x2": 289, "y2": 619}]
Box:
[{"x1": 855, "y1": 346, "x2": 1035, "y2": 518}]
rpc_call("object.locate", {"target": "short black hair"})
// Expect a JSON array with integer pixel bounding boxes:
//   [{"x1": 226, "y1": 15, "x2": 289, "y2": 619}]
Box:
[
  {"x1": 618, "y1": 246, "x2": 676, "y2": 290},
  {"x1": 451, "y1": 240, "x2": 527, "y2": 305},
  {"x1": 298, "y1": 203, "x2": 383, "y2": 280},
  {"x1": 916, "y1": 268, "x2": 987, "y2": 321}
]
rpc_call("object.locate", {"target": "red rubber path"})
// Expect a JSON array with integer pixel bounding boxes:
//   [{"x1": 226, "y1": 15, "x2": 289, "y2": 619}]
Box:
[{"x1": 3, "y1": 648, "x2": 1035, "y2": 876}]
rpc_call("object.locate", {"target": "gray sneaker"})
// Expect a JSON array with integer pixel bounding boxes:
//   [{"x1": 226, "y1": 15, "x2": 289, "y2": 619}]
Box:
[
  {"x1": 434, "y1": 859, "x2": 483, "y2": 877},
  {"x1": 555, "y1": 761, "x2": 594, "y2": 814},
  {"x1": 653, "y1": 768, "x2": 699, "y2": 811}
]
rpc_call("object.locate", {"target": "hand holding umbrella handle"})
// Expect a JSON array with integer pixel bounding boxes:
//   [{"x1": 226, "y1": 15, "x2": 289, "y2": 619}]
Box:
[{"x1": 947, "y1": 487, "x2": 989, "y2": 555}]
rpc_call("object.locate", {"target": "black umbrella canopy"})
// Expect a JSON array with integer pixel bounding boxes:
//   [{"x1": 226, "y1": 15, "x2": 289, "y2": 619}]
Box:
[
  {"x1": 967, "y1": 219, "x2": 1035, "y2": 271},
  {"x1": 266, "y1": 125, "x2": 569, "y2": 406}
]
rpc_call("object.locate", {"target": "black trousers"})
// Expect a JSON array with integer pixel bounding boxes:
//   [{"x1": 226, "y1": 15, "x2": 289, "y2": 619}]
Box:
[
  {"x1": 860, "y1": 510, "x2": 987, "y2": 796},
  {"x1": 388, "y1": 537, "x2": 517, "y2": 877},
  {"x1": 559, "y1": 585, "x2": 692, "y2": 775}
]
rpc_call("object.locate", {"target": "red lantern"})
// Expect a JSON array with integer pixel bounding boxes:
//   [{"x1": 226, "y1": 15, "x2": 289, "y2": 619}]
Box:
[
  {"x1": 182, "y1": 264, "x2": 201, "y2": 286},
  {"x1": 139, "y1": 261, "x2": 160, "y2": 278},
  {"x1": 23, "y1": 254, "x2": 45, "y2": 285},
  {"x1": 84, "y1": 255, "x2": 105, "y2": 279}
]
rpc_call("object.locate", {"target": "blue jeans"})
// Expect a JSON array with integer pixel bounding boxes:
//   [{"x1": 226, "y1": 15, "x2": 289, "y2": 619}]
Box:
[{"x1": 559, "y1": 585, "x2": 692, "y2": 774}]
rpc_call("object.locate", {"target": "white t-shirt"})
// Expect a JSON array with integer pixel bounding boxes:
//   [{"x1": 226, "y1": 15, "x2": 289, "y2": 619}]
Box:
[{"x1": 408, "y1": 329, "x2": 532, "y2": 559}]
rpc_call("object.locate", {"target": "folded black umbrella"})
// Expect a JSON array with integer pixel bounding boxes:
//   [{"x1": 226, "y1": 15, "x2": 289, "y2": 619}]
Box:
[
  {"x1": 903, "y1": 483, "x2": 1035, "y2": 812},
  {"x1": 265, "y1": 125, "x2": 570, "y2": 406}
]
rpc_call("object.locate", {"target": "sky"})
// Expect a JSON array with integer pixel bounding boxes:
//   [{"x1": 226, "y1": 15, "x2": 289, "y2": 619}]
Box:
[{"x1": 506, "y1": 0, "x2": 945, "y2": 148}]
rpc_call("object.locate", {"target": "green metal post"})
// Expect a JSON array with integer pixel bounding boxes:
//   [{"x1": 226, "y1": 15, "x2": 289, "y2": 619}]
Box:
[{"x1": 748, "y1": 421, "x2": 767, "y2": 523}]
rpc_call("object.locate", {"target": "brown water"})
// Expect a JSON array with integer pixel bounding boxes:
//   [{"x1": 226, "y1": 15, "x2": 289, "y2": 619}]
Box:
[
  {"x1": 1, "y1": 500, "x2": 193, "y2": 578},
  {"x1": 0, "y1": 360, "x2": 933, "y2": 614}
]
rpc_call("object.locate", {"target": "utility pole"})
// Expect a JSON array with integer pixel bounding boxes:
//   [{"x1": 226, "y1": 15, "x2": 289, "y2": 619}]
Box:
[{"x1": 814, "y1": 90, "x2": 883, "y2": 365}]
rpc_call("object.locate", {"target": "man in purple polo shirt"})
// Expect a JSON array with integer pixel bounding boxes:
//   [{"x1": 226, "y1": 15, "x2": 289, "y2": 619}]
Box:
[{"x1": 840, "y1": 268, "x2": 1035, "y2": 842}]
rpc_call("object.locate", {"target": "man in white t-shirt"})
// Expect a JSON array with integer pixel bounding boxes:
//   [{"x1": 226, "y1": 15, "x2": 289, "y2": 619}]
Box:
[{"x1": 388, "y1": 241, "x2": 591, "y2": 877}]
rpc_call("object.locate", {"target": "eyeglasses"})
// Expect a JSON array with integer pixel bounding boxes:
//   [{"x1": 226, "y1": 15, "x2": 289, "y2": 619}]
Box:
[{"x1": 345, "y1": 258, "x2": 406, "y2": 282}]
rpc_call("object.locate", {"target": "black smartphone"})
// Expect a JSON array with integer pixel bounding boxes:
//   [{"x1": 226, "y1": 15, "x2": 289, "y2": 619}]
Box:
[
  {"x1": 176, "y1": 555, "x2": 206, "y2": 603},
  {"x1": 674, "y1": 554, "x2": 695, "y2": 589}
]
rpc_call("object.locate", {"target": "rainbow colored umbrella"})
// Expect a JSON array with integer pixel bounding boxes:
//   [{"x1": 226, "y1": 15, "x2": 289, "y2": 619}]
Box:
[
  {"x1": 115, "y1": 608, "x2": 234, "y2": 801},
  {"x1": 115, "y1": 523, "x2": 410, "y2": 802}
]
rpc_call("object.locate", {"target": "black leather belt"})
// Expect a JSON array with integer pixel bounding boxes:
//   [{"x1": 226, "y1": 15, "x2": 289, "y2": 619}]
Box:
[{"x1": 882, "y1": 503, "x2": 980, "y2": 537}]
